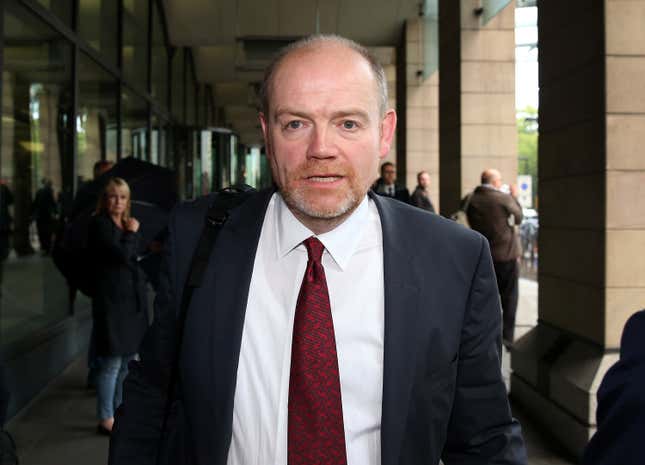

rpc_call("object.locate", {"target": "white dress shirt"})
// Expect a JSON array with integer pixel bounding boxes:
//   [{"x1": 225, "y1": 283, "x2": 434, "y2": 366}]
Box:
[{"x1": 227, "y1": 193, "x2": 385, "y2": 465}]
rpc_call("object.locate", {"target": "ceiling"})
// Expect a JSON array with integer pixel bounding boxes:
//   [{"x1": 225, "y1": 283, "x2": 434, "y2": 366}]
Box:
[{"x1": 162, "y1": 0, "x2": 420, "y2": 144}]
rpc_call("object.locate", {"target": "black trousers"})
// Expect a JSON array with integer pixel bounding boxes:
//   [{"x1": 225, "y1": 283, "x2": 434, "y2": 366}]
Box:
[{"x1": 493, "y1": 259, "x2": 519, "y2": 344}]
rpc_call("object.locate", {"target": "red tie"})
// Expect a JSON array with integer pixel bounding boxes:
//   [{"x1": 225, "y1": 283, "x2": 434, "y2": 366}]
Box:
[{"x1": 288, "y1": 237, "x2": 348, "y2": 465}]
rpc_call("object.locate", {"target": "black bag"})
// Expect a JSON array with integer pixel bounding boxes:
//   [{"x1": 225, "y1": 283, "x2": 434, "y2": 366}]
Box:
[{"x1": 156, "y1": 184, "x2": 256, "y2": 465}]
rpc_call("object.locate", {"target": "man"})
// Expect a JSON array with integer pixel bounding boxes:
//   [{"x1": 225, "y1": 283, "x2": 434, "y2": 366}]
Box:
[
  {"x1": 466, "y1": 169, "x2": 523, "y2": 348},
  {"x1": 373, "y1": 161, "x2": 410, "y2": 203},
  {"x1": 110, "y1": 35, "x2": 526, "y2": 465},
  {"x1": 583, "y1": 309, "x2": 645, "y2": 465},
  {"x1": 31, "y1": 178, "x2": 57, "y2": 254},
  {"x1": 410, "y1": 170, "x2": 436, "y2": 213}
]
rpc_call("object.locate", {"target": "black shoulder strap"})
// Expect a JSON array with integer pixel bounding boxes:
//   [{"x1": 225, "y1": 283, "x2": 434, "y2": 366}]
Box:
[
  {"x1": 177, "y1": 184, "x2": 256, "y2": 340},
  {"x1": 157, "y1": 184, "x2": 255, "y2": 462}
]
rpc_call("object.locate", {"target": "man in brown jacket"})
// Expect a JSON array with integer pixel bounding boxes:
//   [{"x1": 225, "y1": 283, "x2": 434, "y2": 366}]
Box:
[{"x1": 467, "y1": 169, "x2": 523, "y2": 348}]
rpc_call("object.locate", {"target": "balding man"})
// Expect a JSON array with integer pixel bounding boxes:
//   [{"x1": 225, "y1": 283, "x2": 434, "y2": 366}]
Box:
[
  {"x1": 110, "y1": 36, "x2": 526, "y2": 465},
  {"x1": 466, "y1": 169, "x2": 523, "y2": 348}
]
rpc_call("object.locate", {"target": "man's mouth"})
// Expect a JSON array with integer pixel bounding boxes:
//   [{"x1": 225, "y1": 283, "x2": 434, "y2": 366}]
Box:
[{"x1": 306, "y1": 175, "x2": 342, "y2": 183}]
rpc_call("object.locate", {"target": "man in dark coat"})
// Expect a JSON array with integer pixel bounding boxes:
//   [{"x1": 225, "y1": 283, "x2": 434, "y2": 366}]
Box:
[
  {"x1": 372, "y1": 161, "x2": 410, "y2": 203},
  {"x1": 410, "y1": 171, "x2": 436, "y2": 213},
  {"x1": 583, "y1": 309, "x2": 645, "y2": 465},
  {"x1": 109, "y1": 35, "x2": 526, "y2": 465},
  {"x1": 32, "y1": 178, "x2": 57, "y2": 254},
  {"x1": 466, "y1": 169, "x2": 523, "y2": 348}
]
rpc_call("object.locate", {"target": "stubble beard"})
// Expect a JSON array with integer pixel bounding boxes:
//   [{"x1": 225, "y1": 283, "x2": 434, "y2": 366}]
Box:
[{"x1": 281, "y1": 182, "x2": 360, "y2": 220}]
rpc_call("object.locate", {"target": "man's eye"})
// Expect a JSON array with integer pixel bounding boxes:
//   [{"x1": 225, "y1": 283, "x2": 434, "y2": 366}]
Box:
[
  {"x1": 342, "y1": 120, "x2": 358, "y2": 130},
  {"x1": 286, "y1": 120, "x2": 302, "y2": 130}
]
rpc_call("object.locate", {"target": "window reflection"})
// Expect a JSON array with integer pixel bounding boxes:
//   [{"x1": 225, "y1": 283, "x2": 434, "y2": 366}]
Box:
[
  {"x1": 1, "y1": 1, "x2": 74, "y2": 344},
  {"x1": 122, "y1": 0, "x2": 149, "y2": 92},
  {"x1": 122, "y1": 89, "x2": 148, "y2": 160},
  {"x1": 79, "y1": 0, "x2": 119, "y2": 65}
]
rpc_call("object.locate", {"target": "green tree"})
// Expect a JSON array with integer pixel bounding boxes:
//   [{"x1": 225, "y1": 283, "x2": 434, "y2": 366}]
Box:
[{"x1": 517, "y1": 105, "x2": 538, "y2": 207}]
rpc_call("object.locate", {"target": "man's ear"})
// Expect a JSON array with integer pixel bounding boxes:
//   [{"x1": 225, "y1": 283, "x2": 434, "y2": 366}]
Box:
[
  {"x1": 379, "y1": 109, "x2": 397, "y2": 159},
  {"x1": 259, "y1": 112, "x2": 272, "y2": 159}
]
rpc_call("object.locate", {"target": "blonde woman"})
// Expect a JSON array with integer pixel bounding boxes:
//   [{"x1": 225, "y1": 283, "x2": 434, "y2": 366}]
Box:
[{"x1": 89, "y1": 177, "x2": 148, "y2": 435}]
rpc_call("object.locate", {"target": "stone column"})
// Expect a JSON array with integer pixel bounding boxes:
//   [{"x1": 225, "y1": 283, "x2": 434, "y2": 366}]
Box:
[
  {"x1": 403, "y1": 18, "x2": 440, "y2": 208},
  {"x1": 438, "y1": 0, "x2": 516, "y2": 215},
  {"x1": 511, "y1": 0, "x2": 645, "y2": 457}
]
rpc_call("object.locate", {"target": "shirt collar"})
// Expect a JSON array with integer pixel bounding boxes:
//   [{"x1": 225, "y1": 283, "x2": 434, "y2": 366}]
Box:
[{"x1": 274, "y1": 193, "x2": 370, "y2": 271}]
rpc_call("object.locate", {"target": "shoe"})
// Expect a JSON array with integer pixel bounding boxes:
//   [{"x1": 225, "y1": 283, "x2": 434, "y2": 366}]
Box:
[{"x1": 96, "y1": 424, "x2": 111, "y2": 436}]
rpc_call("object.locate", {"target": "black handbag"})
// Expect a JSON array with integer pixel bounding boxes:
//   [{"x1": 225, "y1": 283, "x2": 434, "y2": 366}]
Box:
[{"x1": 156, "y1": 185, "x2": 256, "y2": 465}]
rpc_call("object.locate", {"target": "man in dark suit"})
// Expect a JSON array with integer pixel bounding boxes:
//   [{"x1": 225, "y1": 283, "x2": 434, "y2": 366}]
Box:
[
  {"x1": 466, "y1": 169, "x2": 523, "y2": 348},
  {"x1": 583, "y1": 309, "x2": 645, "y2": 465},
  {"x1": 410, "y1": 170, "x2": 436, "y2": 213},
  {"x1": 110, "y1": 35, "x2": 526, "y2": 465},
  {"x1": 373, "y1": 161, "x2": 411, "y2": 203}
]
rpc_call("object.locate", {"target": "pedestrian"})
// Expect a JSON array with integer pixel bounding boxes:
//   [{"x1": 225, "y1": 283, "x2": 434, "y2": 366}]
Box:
[
  {"x1": 0, "y1": 181, "x2": 14, "y2": 290},
  {"x1": 410, "y1": 170, "x2": 436, "y2": 213},
  {"x1": 89, "y1": 177, "x2": 148, "y2": 435},
  {"x1": 372, "y1": 161, "x2": 411, "y2": 203},
  {"x1": 582, "y1": 309, "x2": 645, "y2": 465},
  {"x1": 466, "y1": 168, "x2": 523, "y2": 348},
  {"x1": 32, "y1": 178, "x2": 57, "y2": 254},
  {"x1": 109, "y1": 34, "x2": 526, "y2": 464}
]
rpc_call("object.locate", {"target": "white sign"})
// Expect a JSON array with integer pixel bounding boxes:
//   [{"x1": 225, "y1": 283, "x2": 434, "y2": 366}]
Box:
[{"x1": 517, "y1": 175, "x2": 532, "y2": 208}]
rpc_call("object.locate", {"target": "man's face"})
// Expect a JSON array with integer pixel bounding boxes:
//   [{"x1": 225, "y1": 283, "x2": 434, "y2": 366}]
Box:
[
  {"x1": 382, "y1": 165, "x2": 396, "y2": 185},
  {"x1": 260, "y1": 45, "x2": 396, "y2": 229},
  {"x1": 419, "y1": 173, "x2": 430, "y2": 189}
]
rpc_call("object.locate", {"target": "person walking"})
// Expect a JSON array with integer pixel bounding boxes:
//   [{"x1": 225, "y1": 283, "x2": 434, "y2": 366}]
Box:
[
  {"x1": 89, "y1": 177, "x2": 148, "y2": 435},
  {"x1": 410, "y1": 171, "x2": 436, "y2": 213},
  {"x1": 110, "y1": 35, "x2": 526, "y2": 465},
  {"x1": 32, "y1": 178, "x2": 57, "y2": 254},
  {"x1": 467, "y1": 169, "x2": 523, "y2": 348}
]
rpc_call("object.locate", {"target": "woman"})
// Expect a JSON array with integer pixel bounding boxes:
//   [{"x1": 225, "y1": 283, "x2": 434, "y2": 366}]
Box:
[{"x1": 89, "y1": 177, "x2": 148, "y2": 435}]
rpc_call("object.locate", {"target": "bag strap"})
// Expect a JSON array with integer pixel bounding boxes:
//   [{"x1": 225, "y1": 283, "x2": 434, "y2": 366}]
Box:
[{"x1": 157, "y1": 185, "x2": 255, "y2": 463}]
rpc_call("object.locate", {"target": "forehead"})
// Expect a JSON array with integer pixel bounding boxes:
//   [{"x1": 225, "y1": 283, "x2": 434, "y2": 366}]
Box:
[
  {"x1": 269, "y1": 44, "x2": 379, "y2": 114},
  {"x1": 107, "y1": 185, "x2": 128, "y2": 195}
]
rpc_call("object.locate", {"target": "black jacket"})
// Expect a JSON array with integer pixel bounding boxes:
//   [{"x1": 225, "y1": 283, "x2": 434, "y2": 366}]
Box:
[
  {"x1": 89, "y1": 214, "x2": 149, "y2": 356},
  {"x1": 109, "y1": 189, "x2": 526, "y2": 465}
]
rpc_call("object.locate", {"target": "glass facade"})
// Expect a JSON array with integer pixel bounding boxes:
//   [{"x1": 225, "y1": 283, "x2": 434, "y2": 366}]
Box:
[
  {"x1": 1, "y1": 0, "x2": 74, "y2": 345},
  {"x1": 0, "y1": 0, "x2": 268, "y2": 358},
  {"x1": 79, "y1": 0, "x2": 119, "y2": 66}
]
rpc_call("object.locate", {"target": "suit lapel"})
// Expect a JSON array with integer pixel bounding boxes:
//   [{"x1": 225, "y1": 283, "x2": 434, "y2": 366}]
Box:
[
  {"x1": 371, "y1": 193, "x2": 422, "y2": 465},
  {"x1": 202, "y1": 188, "x2": 275, "y2": 461}
]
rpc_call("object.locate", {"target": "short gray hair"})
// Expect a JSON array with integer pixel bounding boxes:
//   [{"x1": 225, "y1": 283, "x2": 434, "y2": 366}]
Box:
[{"x1": 258, "y1": 34, "x2": 388, "y2": 117}]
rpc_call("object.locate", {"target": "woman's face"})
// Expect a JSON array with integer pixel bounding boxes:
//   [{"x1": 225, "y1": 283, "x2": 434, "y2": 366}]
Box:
[{"x1": 106, "y1": 186, "x2": 128, "y2": 217}]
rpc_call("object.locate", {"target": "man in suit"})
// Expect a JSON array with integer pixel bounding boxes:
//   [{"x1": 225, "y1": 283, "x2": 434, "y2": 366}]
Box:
[
  {"x1": 466, "y1": 169, "x2": 523, "y2": 348},
  {"x1": 110, "y1": 35, "x2": 526, "y2": 465},
  {"x1": 583, "y1": 309, "x2": 645, "y2": 465},
  {"x1": 410, "y1": 170, "x2": 436, "y2": 213},
  {"x1": 373, "y1": 161, "x2": 411, "y2": 203}
]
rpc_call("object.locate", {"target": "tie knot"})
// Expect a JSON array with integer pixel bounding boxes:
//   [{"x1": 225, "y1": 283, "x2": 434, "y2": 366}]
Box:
[{"x1": 303, "y1": 236, "x2": 325, "y2": 263}]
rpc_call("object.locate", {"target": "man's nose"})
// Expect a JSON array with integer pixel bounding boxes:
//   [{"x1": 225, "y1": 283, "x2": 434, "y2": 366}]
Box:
[{"x1": 307, "y1": 125, "x2": 335, "y2": 159}]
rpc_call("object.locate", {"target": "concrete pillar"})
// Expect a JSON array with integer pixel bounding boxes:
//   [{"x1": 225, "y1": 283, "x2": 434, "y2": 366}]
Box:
[
  {"x1": 402, "y1": 18, "x2": 440, "y2": 208},
  {"x1": 438, "y1": 0, "x2": 517, "y2": 215},
  {"x1": 511, "y1": 1, "x2": 645, "y2": 457}
]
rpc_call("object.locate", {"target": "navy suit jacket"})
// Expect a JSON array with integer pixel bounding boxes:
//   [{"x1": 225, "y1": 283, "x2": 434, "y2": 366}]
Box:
[
  {"x1": 583, "y1": 310, "x2": 645, "y2": 465},
  {"x1": 109, "y1": 188, "x2": 526, "y2": 465}
]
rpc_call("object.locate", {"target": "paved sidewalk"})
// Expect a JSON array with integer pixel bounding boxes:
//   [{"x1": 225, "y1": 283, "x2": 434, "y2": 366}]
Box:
[{"x1": 6, "y1": 279, "x2": 576, "y2": 465}]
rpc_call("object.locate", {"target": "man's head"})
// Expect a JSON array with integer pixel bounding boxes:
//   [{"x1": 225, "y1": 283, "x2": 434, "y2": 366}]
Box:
[
  {"x1": 259, "y1": 35, "x2": 397, "y2": 234},
  {"x1": 481, "y1": 169, "x2": 502, "y2": 189},
  {"x1": 93, "y1": 160, "x2": 114, "y2": 179},
  {"x1": 380, "y1": 162, "x2": 396, "y2": 186},
  {"x1": 417, "y1": 171, "x2": 430, "y2": 189}
]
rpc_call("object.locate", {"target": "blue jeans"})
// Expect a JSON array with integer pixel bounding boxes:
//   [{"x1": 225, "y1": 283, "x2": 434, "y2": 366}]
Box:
[{"x1": 96, "y1": 354, "x2": 136, "y2": 421}]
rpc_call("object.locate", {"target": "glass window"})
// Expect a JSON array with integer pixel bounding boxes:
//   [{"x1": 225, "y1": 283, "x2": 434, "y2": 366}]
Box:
[
  {"x1": 151, "y1": 114, "x2": 169, "y2": 166},
  {"x1": 77, "y1": 53, "x2": 118, "y2": 183},
  {"x1": 1, "y1": 1, "x2": 74, "y2": 345},
  {"x1": 34, "y1": 0, "x2": 72, "y2": 27},
  {"x1": 78, "y1": 0, "x2": 119, "y2": 66},
  {"x1": 122, "y1": 0, "x2": 149, "y2": 92},
  {"x1": 186, "y1": 66, "x2": 196, "y2": 126},
  {"x1": 121, "y1": 89, "x2": 148, "y2": 160},
  {"x1": 171, "y1": 48, "x2": 185, "y2": 122},
  {"x1": 151, "y1": 2, "x2": 169, "y2": 109}
]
